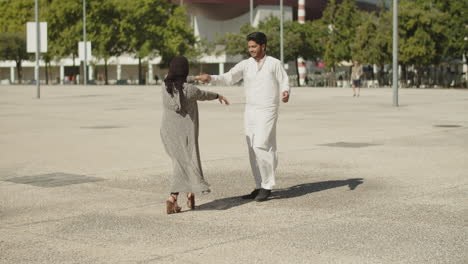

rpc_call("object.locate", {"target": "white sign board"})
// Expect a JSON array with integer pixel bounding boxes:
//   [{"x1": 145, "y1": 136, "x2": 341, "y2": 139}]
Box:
[
  {"x1": 27, "y1": 22, "x2": 48, "y2": 53},
  {"x1": 78, "y1": 41, "x2": 92, "y2": 60}
]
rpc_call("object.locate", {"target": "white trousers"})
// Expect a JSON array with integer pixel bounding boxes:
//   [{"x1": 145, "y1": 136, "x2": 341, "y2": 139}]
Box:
[{"x1": 246, "y1": 135, "x2": 278, "y2": 190}]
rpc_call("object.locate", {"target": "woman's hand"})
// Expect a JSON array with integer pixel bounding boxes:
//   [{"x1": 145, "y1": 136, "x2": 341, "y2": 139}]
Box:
[{"x1": 218, "y1": 95, "x2": 230, "y2": 105}]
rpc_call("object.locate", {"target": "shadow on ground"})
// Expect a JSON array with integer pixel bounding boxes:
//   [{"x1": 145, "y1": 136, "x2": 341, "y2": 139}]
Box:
[{"x1": 197, "y1": 178, "x2": 364, "y2": 211}]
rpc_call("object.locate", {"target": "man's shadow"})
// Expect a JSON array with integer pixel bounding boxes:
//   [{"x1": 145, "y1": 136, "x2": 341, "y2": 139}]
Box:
[{"x1": 197, "y1": 178, "x2": 363, "y2": 211}]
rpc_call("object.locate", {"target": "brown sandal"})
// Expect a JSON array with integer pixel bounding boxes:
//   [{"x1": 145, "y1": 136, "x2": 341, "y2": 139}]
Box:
[
  {"x1": 166, "y1": 195, "x2": 182, "y2": 214},
  {"x1": 187, "y1": 193, "x2": 195, "y2": 210}
]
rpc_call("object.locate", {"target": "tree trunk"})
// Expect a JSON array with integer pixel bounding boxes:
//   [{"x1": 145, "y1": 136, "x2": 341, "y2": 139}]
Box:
[
  {"x1": 295, "y1": 56, "x2": 301, "y2": 87},
  {"x1": 45, "y1": 62, "x2": 49, "y2": 85},
  {"x1": 16, "y1": 60, "x2": 22, "y2": 84},
  {"x1": 416, "y1": 65, "x2": 422, "y2": 88},
  {"x1": 104, "y1": 58, "x2": 109, "y2": 85},
  {"x1": 377, "y1": 64, "x2": 384, "y2": 87},
  {"x1": 72, "y1": 54, "x2": 76, "y2": 84},
  {"x1": 138, "y1": 57, "x2": 142, "y2": 85},
  {"x1": 329, "y1": 67, "x2": 336, "y2": 87},
  {"x1": 401, "y1": 64, "x2": 407, "y2": 88}
]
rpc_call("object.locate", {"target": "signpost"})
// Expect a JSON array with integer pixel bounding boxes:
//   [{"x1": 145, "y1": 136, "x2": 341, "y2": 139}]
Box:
[
  {"x1": 250, "y1": 0, "x2": 254, "y2": 25},
  {"x1": 26, "y1": 0, "x2": 47, "y2": 98},
  {"x1": 83, "y1": 0, "x2": 87, "y2": 85},
  {"x1": 393, "y1": 0, "x2": 399, "y2": 106},
  {"x1": 78, "y1": 41, "x2": 92, "y2": 83}
]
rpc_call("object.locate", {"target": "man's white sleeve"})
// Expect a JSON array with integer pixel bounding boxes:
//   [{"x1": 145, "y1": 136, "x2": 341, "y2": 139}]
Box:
[
  {"x1": 211, "y1": 60, "x2": 245, "y2": 86},
  {"x1": 276, "y1": 61, "x2": 290, "y2": 93}
]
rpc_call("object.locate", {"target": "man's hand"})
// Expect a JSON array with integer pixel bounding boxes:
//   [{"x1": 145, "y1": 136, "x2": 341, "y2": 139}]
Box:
[
  {"x1": 196, "y1": 74, "x2": 212, "y2": 84},
  {"x1": 282, "y1": 91, "x2": 290, "y2": 103}
]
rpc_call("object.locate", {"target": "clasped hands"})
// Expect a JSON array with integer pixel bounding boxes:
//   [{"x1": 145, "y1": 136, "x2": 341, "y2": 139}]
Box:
[
  {"x1": 194, "y1": 74, "x2": 211, "y2": 84},
  {"x1": 194, "y1": 74, "x2": 229, "y2": 105},
  {"x1": 195, "y1": 73, "x2": 289, "y2": 103}
]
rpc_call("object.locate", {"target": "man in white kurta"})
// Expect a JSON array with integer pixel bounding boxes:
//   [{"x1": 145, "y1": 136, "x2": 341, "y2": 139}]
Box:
[{"x1": 196, "y1": 32, "x2": 290, "y2": 202}]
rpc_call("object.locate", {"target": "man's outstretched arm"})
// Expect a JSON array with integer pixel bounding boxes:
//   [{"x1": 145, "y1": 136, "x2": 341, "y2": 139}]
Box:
[{"x1": 195, "y1": 60, "x2": 246, "y2": 86}]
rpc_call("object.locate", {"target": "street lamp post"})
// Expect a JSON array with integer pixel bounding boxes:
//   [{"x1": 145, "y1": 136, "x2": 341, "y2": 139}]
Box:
[
  {"x1": 35, "y1": 0, "x2": 40, "y2": 98},
  {"x1": 393, "y1": 0, "x2": 399, "y2": 106},
  {"x1": 250, "y1": 0, "x2": 254, "y2": 25},
  {"x1": 83, "y1": 0, "x2": 87, "y2": 86}
]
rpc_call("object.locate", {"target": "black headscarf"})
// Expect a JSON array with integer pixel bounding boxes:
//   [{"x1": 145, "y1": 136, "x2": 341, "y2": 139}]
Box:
[
  {"x1": 164, "y1": 56, "x2": 189, "y2": 96},
  {"x1": 164, "y1": 56, "x2": 189, "y2": 113}
]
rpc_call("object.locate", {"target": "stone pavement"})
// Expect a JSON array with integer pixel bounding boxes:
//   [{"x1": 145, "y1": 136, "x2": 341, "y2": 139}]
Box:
[{"x1": 0, "y1": 85, "x2": 467, "y2": 263}]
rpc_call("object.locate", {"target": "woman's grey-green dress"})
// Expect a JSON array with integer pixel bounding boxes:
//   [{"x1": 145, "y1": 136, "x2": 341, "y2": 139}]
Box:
[{"x1": 160, "y1": 83, "x2": 218, "y2": 193}]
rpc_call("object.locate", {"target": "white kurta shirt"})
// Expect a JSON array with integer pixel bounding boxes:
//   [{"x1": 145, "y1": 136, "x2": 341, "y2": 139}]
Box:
[{"x1": 211, "y1": 56, "x2": 290, "y2": 149}]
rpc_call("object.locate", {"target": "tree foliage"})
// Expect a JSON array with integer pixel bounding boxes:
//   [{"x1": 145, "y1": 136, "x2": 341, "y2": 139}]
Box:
[
  {"x1": 45, "y1": 0, "x2": 83, "y2": 59},
  {"x1": 219, "y1": 16, "x2": 323, "y2": 63},
  {"x1": 117, "y1": 0, "x2": 195, "y2": 83},
  {"x1": 413, "y1": 0, "x2": 467, "y2": 60},
  {"x1": 320, "y1": 0, "x2": 360, "y2": 70},
  {"x1": 86, "y1": 0, "x2": 124, "y2": 84},
  {"x1": 0, "y1": 0, "x2": 34, "y2": 33},
  {"x1": 352, "y1": 11, "x2": 392, "y2": 66},
  {"x1": 0, "y1": 0, "x2": 37, "y2": 83},
  {"x1": 159, "y1": 6, "x2": 197, "y2": 65},
  {"x1": 0, "y1": 0, "x2": 466, "y2": 87},
  {"x1": 398, "y1": 0, "x2": 449, "y2": 66},
  {"x1": 0, "y1": 32, "x2": 30, "y2": 83}
]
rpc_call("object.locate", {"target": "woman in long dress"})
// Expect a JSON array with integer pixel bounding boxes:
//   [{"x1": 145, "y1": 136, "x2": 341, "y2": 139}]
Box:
[{"x1": 160, "y1": 56, "x2": 229, "y2": 214}]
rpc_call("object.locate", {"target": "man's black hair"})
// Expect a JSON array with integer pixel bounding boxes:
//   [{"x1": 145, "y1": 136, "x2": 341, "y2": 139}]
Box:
[{"x1": 246, "y1": 32, "x2": 267, "y2": 46}]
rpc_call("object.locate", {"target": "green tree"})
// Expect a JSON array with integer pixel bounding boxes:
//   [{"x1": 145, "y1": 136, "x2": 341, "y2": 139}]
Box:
[
  {"x1": 187, "y1": 37, "x2": 217, "y2": 67},
  {"x1": 0, "y1": 33, "x2": 31, "y2": 83},
  {"x1": 0, "y1": 0, "x2": 34, "y2": 33},
  {"x1": 46, "y1": 0, "x2": 83, "y2": 82},
  {"x1": 333, "y1": 0, "x2": 360, "y2": 63},
  {"x1": 218, "y1": 23, "x2": 254, "y2": 59},
  {"x1": 159, "y1": 5, "x2": 197, "y2": 66},
  {"x1": 0, "y1": 0, "x2": 37, "y2": 84},
  {"x1": 118, "y1": 0, "x2": 183, "y2": 84},
  {"x1": 285, "y1": 20, "x2": 324, "y2": 86},
  {"x1": 42, "y1": 52, "x2": 53, "y2": 84},
  {"x1": 45, "y1": 0, "x2": 195, "y2": 85},
  {"x1": 399, "y1": 1, "x2": 448, "y2": 65},
  {"x1": 423, "y1": 0, "x2": 468, "y2": 60},
  {"x1": 320, "y1": 0, "x2": 360, "y2": 69},
  {"x1": 218, "y1": 17, "x2": 298, "y2": 61},
  {"x1": 398, "y1": 0, "x2": 449, "y2": 86},
  {"x1": 320, "y1": 0, "x2": 339, "y2": 72},
  {"x1": 352, "y1": 10, "x2": 392, "y2": 85},
  {"x1": 320, "y1": 0, "x2": 361, "y2": 85},
  {"x1": 87, "y1": 0, "x2": 125, "y2": 84},
  {"x1": 218, "y1": 16, "x2": 323, "y2": 85}
]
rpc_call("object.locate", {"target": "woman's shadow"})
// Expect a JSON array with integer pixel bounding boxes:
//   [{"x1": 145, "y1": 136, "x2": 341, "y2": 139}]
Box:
[{"x1": 197, "y1": 178, "x2": 363, "y2": 211}]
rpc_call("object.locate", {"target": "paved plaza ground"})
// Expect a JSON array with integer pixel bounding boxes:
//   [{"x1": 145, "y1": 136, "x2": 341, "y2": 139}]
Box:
[{"x1": 0, "y1": 85, "x2": 467, "y2": 263}]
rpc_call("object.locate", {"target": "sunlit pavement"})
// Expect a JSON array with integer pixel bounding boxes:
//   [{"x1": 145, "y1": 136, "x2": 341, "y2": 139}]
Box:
[{"x1": 1, "y1": 85, "x2": 467, "y2": 263}]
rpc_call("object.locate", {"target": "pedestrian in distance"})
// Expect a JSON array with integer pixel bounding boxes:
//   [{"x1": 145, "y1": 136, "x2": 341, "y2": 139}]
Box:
[
  {"x1": 160, "y1": 56, "x2": 229, "y2": 214},
  {"x1": 351, "y1": 60, "x2": 364, "y2": 97}
]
